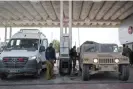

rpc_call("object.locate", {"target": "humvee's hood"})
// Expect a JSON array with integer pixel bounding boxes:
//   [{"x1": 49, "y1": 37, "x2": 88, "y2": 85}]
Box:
[{"x1": 83, "y1": 52, "x2": 126, "y2": 58}]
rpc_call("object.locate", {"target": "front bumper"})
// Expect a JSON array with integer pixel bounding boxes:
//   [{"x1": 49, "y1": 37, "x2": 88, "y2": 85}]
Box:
[
  {"x1": 97, "y1": 64, "x2": 118, "y2": 72},
  {"x1": 0, "y1": 68, "x2": 37, "y2": 74},
  {"x1": 0, "y1": 59, "x2": 41, "y2": 74}
]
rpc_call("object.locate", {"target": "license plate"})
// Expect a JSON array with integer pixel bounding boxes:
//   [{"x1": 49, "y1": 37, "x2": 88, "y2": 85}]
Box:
[
  {"x1": 10, "y1": 69, "x2": 18, "y2": 73},
  {"x1": 103, "y1": 65, "x2": 108, "y2": 67}
]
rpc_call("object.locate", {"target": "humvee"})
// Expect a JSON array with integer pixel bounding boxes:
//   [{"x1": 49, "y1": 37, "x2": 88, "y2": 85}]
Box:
[{"x1": 79, "y1": 41, "x2": 129, "y2": 81}]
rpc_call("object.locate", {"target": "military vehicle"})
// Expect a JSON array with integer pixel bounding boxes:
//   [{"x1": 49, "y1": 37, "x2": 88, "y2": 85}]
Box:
[{"x1": 79, "y1": 41, "x2": 129, "y2": 81}]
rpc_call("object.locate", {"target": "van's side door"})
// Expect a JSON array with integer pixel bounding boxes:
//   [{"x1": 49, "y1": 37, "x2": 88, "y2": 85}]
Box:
[{"x1": 40, "y1": 39, "x2": 48, "y2": 62}]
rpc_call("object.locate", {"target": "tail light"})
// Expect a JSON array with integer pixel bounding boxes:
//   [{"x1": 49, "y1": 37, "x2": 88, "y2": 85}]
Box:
[
  {"x1": 3, "y1": 58, "x2": 8, "y2": 62},
  {"x1": 18, "y1": 58, "x2": 24, "y2": 62}
]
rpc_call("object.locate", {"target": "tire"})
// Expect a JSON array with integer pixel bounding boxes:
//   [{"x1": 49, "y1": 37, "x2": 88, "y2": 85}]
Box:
[
  {"x1": 119, "y1": 65, "x2": 129, "y2": 81},
  {"x1": 33, "y1": 63, "x2": 41, "y2": 78},
  {"x1": 79, "y1": 60, "x2": 82, "y2": 72},
  {"x1": 82, "y1": 64, "x2": 90, "y2": 81},
  {"x1": 33, "y1": 69, "x2": 41, "y2": 78},
  {"x1": 0, "y1": 74, "x2": 8, "y2": 80}
]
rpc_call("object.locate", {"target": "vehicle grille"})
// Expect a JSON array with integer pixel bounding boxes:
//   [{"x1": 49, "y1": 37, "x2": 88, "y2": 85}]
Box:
[
  {"x1": 99, "y1": 58, "x2": 114, "y2": 63},
  {"x1": 3, "y1": 57, "x2": 28, "y2": 68}
]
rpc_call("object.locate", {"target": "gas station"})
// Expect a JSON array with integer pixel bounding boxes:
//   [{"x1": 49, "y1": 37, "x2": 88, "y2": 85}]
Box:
[{"x1": 0, "y1": 0, "x2": 133, "y2": 89}]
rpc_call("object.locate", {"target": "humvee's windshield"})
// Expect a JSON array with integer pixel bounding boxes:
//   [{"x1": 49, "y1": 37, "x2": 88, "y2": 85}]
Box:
[
  {"x1": 83, "y1": 44, "x2": 118, "y2": 53},
  {"x1": 83, "y1": 44, "x2": 98, "y2": 52},
  {"x1": 100, "y1": 44, "x2": 118, "y2": 52}
]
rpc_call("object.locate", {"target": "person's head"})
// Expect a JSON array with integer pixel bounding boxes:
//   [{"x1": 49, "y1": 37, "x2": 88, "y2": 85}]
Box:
[
  {"x1": 123, "y1": 44, "x2": 126, "y2": 47},
  {"x1": 49, "y1": 43, "x2": 53, "y2": 47},
  {"x1": 126, "y1": 45, "x2": 128, "y2": 48},
  {"x1": 73, "y1": 46, "x2": 76, "y2": 49}
]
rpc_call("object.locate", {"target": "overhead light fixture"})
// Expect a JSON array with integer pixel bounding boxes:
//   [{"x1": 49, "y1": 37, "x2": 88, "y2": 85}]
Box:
[{"x1": 85, "y1": 17, "x2": 90, "y2": 22}]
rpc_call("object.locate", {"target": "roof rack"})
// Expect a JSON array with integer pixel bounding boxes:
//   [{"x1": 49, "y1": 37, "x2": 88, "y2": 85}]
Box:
[{"x1": 20, "y1": 29, "x2": 40, "y2": 33}]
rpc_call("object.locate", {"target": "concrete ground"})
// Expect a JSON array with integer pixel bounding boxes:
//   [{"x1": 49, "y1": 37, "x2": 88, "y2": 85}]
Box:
[{"x1": 0, "y1": 61, "x2": 133, "y2": 89}]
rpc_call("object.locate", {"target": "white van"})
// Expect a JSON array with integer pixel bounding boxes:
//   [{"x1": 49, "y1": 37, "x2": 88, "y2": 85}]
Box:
[{"x1": 0, "y1": 29, "x2": 48, "y2": 79}]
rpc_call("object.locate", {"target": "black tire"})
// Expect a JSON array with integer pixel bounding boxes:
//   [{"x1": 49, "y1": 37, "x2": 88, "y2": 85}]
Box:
[
  {"x1": 33, "y1": 71, "x2": 41, "y2": 78},
  {"x1": 33, "y1": 65, "x2": 41, "y2": 78},
  {"x1": 79, "y1": 60, "x2": 82, "y2": 72},
  {"x1": 33, "y1": 62, "x2": 42, "y2": 78},
  {"x1": 119, "y1": 65, "x2": 129, "y2": 81},
  {"x1": 0, "y1": 74, "x2": 8, "y2": 80},
  {"x1": 82, "y1": 64, "x2": 90, "y2": 81},
  {"x1": 79, "y1": 65, "x2": 82, "y2": 72}
]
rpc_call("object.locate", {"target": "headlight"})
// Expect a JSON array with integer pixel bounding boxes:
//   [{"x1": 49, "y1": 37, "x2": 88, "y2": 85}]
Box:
[
  {"x1": 93, "y1": 59, "x2": 98, "y2": 63},
  {"x1": 115, "y1": 59, "x2": 119, "y2": 63},
  {"x1": 31, "y1": 56, "x2": 37, "y2": 60}
]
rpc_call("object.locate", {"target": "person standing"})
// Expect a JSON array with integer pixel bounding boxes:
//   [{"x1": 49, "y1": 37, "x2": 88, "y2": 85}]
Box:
[
  {"x1": 70, "y1": 46, "x2": 77, "y2": 71},
  {"x1": 45, "y1": 43, "x2": 56, "y2": 80},
  {"x1": 122, "y1": 44, "x2": 132, "y2": 65}
]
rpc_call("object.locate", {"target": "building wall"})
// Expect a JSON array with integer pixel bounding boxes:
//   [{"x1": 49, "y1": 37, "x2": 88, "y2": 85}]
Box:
[{"x1": 119, "y1": 15, "x2": 133, "y2": 45}]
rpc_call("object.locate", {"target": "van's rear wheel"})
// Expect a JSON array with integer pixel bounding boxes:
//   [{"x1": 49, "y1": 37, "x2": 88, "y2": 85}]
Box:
[
  {"x1": 82, "y1": 64, "x2": 90, "y2": 81},
  {"x1": 119, "y1": 65, "x2": 129, "y2": 81}
]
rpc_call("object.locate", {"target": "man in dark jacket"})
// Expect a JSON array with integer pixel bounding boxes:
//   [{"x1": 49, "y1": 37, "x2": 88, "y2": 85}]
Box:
[
  {"x1": 122, "y1": 44, "x2": 132, "y2": 65},
  {"x1": 45, "y1": 43, "x2": 56, "y2": 79},
  {"x1": 122, "y1": 45, "x2": 132, "y2": 57},
  {"x1": 45, "y1": 43, "x2": 56, "y2": 61},
  {"x1": 69, "y1": 46, "x2": 77, "y2": 71}
]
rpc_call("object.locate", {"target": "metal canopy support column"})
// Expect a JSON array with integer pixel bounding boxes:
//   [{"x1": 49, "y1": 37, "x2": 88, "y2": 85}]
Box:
[
  {"x1": 59, "y1": 1, "x2": 72, "y2": 75},
  {"x1": 4, "y1": 26, "x2": 7, "y2": 42},
  {"x1": 69, "y1": 1, "x2": 72, "y2": 48},
  {"x1": 9, "y1": 26, "x2": 12, "y2": 39},
  {"x1": 60, "y1": 1, "x2": 63, "y2": 44}
]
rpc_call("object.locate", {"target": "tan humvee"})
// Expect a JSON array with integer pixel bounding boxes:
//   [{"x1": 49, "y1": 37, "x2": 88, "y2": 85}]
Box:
[{"x1": 79, "y1": 41, "x2": 129, "y2": 81}]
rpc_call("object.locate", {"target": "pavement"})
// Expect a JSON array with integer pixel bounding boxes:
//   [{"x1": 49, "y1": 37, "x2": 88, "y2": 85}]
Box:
[{"x1": 0, "y1": 61, "x2": 133, "y2": 89}]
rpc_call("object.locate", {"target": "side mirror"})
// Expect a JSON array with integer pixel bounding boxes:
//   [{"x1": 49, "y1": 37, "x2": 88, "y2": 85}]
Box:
[{"x1": 39, "y1": 46, "x2": 45, "y2": 52}]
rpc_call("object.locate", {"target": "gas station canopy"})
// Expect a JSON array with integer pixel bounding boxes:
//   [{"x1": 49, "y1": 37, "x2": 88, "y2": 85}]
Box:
[{"x1": 0, "y1": 1, "x2": 133, "y2": 27}]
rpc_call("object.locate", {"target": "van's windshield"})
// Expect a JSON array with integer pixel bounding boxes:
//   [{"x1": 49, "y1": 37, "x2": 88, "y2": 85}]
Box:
[{"x1": 6, "y1": 39, "x2": 39, "y2": 51}]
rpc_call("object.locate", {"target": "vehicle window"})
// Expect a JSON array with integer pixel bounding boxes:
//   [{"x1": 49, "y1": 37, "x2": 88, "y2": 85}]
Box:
[
  {"x1": 6, "y1": 39, "x2": 39, "y2": 51},
  {"x1": 10, "y1": 40, "x2": 14, "y2": 46},
  {"x1": 43, "y1": 39, "x2": 48, "y2": 48},
  {"x1": 16, "y1": 40, "x2": 20, "y2": 45},
  {"x1": 100, "y1": 44, "x2": 118, "y2": 52},
  {"x1": 83, "y1": 44, "x2": 97, "y2": 52}
]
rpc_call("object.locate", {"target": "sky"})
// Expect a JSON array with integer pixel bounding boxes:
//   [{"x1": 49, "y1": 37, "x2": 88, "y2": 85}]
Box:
[{"x1": 0, "y1": 27, "x2": 121, "y2": 47}]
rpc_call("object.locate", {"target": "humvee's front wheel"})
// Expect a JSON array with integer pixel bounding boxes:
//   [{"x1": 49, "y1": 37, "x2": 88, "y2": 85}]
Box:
[
  {"x1": 119, "y1": 65, "x2": 129, "y2": 81},
  {"x1": 82, "y1": 64, "x2": 90, "y2": 81}
]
